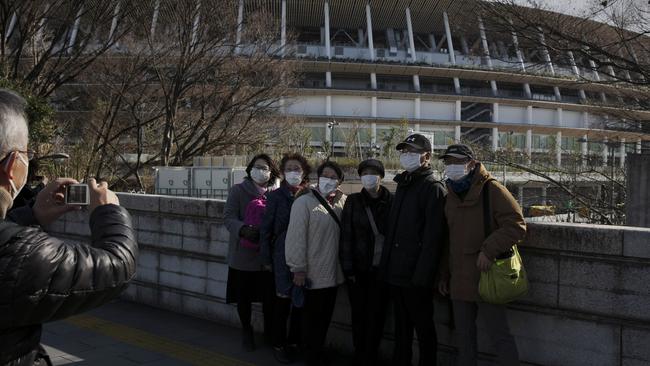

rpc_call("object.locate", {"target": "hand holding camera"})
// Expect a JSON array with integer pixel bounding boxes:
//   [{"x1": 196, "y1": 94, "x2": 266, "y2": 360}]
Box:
[{"x1": 33, "y1": 177, "x2": 119, "y2": 226}]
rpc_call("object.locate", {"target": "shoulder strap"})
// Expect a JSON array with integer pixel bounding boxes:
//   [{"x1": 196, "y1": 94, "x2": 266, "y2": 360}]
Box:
[
  {"x1": 311, "y1": 189, "x2": 341, "y2": 229},
  {"x1": 482, "y1": 179, "x2": 495, "y2": 239},
  {"x1": 364, "y1": 206, "x2": 380, "y2": 236}
]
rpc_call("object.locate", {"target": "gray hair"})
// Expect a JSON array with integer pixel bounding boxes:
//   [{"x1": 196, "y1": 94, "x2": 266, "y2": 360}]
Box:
[{"x1": 0, "y1": 88, "x2": 29, "y2": 157}]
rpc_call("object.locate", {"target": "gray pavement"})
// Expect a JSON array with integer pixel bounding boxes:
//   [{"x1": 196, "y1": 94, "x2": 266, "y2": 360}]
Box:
[{"x1": 42, "y1": 300, "x2": 354, "y2": 366}]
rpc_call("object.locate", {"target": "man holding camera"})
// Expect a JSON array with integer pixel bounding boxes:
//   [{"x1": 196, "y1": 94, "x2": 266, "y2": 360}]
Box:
[{"x1": 0, "y1": 89, "x2": 138, "y2": 366}]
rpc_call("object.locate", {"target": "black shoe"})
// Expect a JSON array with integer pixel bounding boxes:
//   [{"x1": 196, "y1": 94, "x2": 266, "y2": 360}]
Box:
[
  {"x1": 242, "y1": 327, "x2": 255, "y2": 352},
  {"x1": 273, "y1": 346, "x2": 293, "y2": 364}
]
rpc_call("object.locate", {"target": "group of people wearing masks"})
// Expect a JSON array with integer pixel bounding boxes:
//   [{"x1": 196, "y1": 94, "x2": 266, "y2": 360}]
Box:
[{"x1": 224, "y1": 133, "x2": 526, "y2": 366}]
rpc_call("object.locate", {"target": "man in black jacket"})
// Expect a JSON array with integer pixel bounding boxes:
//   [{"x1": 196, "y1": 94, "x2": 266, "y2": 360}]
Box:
[
  {"x1": 380, "y1": 134, "x2": 447, "y2": 366},
  {"x1": 0, "y1": 89, "x2": 138, "y2": 366},
  {"x1": 340, "y1": 159, "x2": 393, "y2": 366}
]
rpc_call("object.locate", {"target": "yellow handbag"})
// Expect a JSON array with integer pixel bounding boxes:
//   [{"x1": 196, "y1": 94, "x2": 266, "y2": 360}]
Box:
[
  {"x1": 478, "y1": 180, "x2": 529, "y2": 304},
  {"x1": 479, "y1": 245, "x2": 528, "y2": 304}
]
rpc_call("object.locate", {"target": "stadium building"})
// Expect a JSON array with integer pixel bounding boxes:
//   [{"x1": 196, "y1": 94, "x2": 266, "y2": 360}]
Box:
[{"x1": 234, "y1": 0, "x2": 649, "y2": 168}]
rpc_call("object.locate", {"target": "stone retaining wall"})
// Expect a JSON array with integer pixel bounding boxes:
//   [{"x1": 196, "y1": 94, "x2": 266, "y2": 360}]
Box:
[{"x1": 46, "y1": 193, "x2": 650, "y2": 366}]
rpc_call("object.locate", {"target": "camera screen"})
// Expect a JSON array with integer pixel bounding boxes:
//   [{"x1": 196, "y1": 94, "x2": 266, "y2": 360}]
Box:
[{"x1": 67, "y1": 185, "x2": 88, "y2": 204}]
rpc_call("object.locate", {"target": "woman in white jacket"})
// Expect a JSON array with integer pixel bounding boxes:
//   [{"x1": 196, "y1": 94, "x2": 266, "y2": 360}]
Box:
[{"x1": 285, "y1": 160, "x2": 347, "y2": 366}]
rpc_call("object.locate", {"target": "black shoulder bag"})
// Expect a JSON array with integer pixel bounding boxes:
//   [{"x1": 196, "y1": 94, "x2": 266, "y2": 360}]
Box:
[{"x1": 311, "y1": 189, "x2": 341, "y2": 229}]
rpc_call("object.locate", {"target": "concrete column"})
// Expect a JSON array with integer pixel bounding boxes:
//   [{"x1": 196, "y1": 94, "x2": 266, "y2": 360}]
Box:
[
  {"x1": 326, "y1": 95, "x2": 332, "y2": 116},
  {"x1": 234, "y1": 0, "x2": 243, "y2": 53},
  {"x1": 478, "y1": 17, "x2": 493, "y2": 69},
  {"x1": 406, "y1": 8, "x2": 417, "y2": 63},
  {"x1": 442, "y1": 12, "x2": 461, "y2": 93},
  {"x1": 324, "y1": 1, "x2": 331, "y2": 59},
  {"x1": 4, "y1": 12, "x2": 16, "y2": 43},
  {"x1": 454, "y1": 126, "x2": 461, "y2": 143},
  {"x1": 371, "y1": 97, "x2": 377, "y2": 117},
  {"x1": 586, "y1": 54, "x2": 607, "y2": 102},
  {"x1": 626, "y1": 154, "x2": 650, "y2": 227},
  {"x1": 620, "y1": 139, "x2": 626, "y2": 168},
  {"x1": 370, "y1": 73, "x2": 377, "y2": 89},
  {"x1": 556, "y1": 131, "x2": 562, "y2": 167},
  {"x1": 511, "y1": 26, "x2": 531, "y2": 99},
  {"x1": 68, "y1": 6, "x2": 84, "y2": 48},
  {"x1": 541, "y1": 186, "x2": 547, "y2": 206},
  {"x1": 371, "y1": 122, "x2": 377, "y2": 145},
  {"x1": 414, "y1": 98, "x2": 421, "y2": 119},
  {"x1": 518, "y1": 186, "x2": 524, "y2": 208},
  {"x1": 629, "y1": 48, "x2": 647, "y2": 82},
  {"x1": 602, "y1": 137, "x2": 609, "y2": 167},
  {"x1": 637, "y1": 139, "x2": 642, "y2": 154},
  {"x1": 443, "y1": 12, "x2": 456, "y2": 65},
  {"x1": 460, "y1": 35, "x2": 470, "y2": 55},
  {"x1": 413, "y1": 75, "x2": 421, "y2": 92},
  {"x1": 478, "y1": 17, "x2": 498, "y2": 96},
  {"x1": 567, "y1": 51, "x2": 587, "y2": 100},
  {"x1": 190, "y1": 1, "x2": 201, "y2": 48},
  {"x1": 493, "y1": 102, "x2": 499, "y2": 123},
  {"x1": 414, "y1": 124, "x2": 421, "y2": 132},
  {"x1": 526, "y1": 129, "x2": 533, "y2": 163},
  {"x1": 325, "y1": 72, "x2": 332, "y2": 87},
  {"x1": 366, "y1": 4, "x2": 375, "y2": 61},
  {"x1": 280, "y1": 0, "x2": 287, "y2": 57},
  {"x1": 527, "y1": 106, "x2": 533, "y2": 124},
  {"x1": 556, "y1": 108, "x2": 563, "y2": 127},
  {"x1": 582, "y1": 111, "x2": 589, "y2": 129},
  {"x1": 151, "y1": 0, "x2": 161, "y2": 40},
  {"x1": 108, "y1": 3, "x2": 121, "y2": 42},
  {"x1": 429, "y1": 34, "x2": 437, "y2": 53},
  {"x1": 537, "y1": 30, "x2": 561, "y2": 100},
  {"x1": 492, "y1": 127, "x2": 499, "y2": 152},
  {"x1": 581, "y1": 134, "x2": 588, "y2": 167},
  {"x1": 325, "y1": 122, "x2": 332, "y2": 142},
  {"x1": 455, "y1": 100, "x2": 462, "y2": 121},
  {"x1": 538, "y1": 30, "x2": 555, "y2": 75}
]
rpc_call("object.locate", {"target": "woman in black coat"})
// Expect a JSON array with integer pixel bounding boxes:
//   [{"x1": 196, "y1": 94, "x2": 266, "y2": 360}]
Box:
[{"x1": 340, "y1": 159, "x2": 393, "y2": 366}]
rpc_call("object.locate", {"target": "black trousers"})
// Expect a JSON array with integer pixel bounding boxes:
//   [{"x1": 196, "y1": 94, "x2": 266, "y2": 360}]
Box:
[
  {"x1": 301, "y1": 287, "x2": 338, "y2": 363},
  {"x1": 228, "y1": 270, "x2": 275, "y2": 338},
  {"x1": 347, "y1": 270, "x2": 390, "y2": 365},
  {"x1": 272, "y1": 296, "x2": 302, "y2": 347},
  {"x1": 391, "y1": 285, "x2": 437, "y2": 366}
]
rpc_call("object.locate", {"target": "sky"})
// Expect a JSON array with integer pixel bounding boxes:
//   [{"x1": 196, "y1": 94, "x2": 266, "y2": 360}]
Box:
[{"x1": 513, "y1": 0, "x2": 649, "y2": 31}]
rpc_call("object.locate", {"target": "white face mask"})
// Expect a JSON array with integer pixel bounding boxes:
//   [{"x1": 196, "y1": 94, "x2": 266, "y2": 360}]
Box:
[
  {"x1": 318, "y1": 177, "x2": 338, "y2": 195},
  {"x1": 6, "y1": 152, "x2": 28, "y2": 200},
  {"x1": 445, "y1": 164, "x2": 470, "y2": 181},
  {"x1": 251, "y1": 167, "x2": 271, "y2": 185},
  {"x1": 400, "y1": 152, "x2": 422, "y2": 173},
  {"x1": 361, "y1": 175, "x2": 380, "y2": 191},
  {"x1": 284, "y1": 171, "x2": 302, "y2": 187}
]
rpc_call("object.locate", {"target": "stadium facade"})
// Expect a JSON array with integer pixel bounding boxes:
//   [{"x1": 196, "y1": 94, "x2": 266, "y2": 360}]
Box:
[{"x1": 235, "y1": 0, "x2": 649, "y2": 167}]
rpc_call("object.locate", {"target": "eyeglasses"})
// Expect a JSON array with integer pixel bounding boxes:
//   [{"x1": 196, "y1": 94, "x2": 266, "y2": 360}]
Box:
[{"x1": 0, "y1": 150, "x2": 36, "y2": 163}]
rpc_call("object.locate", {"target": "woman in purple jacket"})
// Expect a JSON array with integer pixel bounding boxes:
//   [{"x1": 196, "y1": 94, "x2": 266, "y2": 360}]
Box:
[{"x1": 224, "y1": 154, "x2": 280, "y2": 352}]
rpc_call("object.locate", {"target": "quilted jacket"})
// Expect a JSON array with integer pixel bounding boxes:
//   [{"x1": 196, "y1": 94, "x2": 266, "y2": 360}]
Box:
[{"x1": 0, "y1": 204, "x2": 138, "y2": 365}]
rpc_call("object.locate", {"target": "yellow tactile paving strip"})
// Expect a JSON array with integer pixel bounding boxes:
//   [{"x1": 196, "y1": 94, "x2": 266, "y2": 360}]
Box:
[{"x1": 65, "y1": 314, "x2": 254, "y2": 366}]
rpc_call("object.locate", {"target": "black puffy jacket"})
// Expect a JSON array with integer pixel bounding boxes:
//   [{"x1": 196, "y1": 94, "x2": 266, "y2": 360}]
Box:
[
  {"x1": 340, "y1": 186, "x2": 393, "y2": 277},
  {"x1": 379, "y1": 166, "x2": 447, "y2": 288},
  {"x1": 0, "y1": 204, "x2": 138, "y2": 365}
]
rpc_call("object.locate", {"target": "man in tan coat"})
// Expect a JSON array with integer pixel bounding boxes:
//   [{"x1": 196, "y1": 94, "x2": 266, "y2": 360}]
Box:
[{"x1": 437, "y1": 144, "x2": 526, "y2": 366}]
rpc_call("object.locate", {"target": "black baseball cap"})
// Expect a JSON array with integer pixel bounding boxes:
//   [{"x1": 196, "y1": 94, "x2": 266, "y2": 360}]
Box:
[
  {"x1": 358, "y1": 159, "x2": 385, "y2": 178},
  {"x1": 396, "y1": 133, "x2": 432, "y2": 152},
  {"x1": 439, "y1": 144, "x2": 475, "y2": 160}
]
